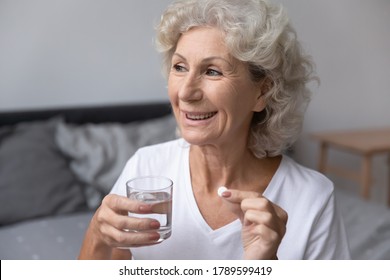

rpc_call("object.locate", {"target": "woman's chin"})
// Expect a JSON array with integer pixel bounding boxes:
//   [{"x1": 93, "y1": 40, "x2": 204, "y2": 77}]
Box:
[{"x1": 181, "y1": 132, "x2": 213, "y2": 146}]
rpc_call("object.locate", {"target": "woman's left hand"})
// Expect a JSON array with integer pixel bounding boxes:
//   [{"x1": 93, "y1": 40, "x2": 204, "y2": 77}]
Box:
[{"x1": 220, "y1": 189, "x2": 288, "y2": 260}]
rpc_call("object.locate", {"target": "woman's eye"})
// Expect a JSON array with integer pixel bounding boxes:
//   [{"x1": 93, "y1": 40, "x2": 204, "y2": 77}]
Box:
[
  {"x1": 205, "y1": 69, "x2": 222, "y2": 76},
  {"x1": 173, "y1": 64, "x2": 186, "y2": 72}
]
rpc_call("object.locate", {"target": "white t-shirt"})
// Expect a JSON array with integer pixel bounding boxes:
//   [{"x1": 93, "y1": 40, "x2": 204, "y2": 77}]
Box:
[{"x1": 110, "y1": 139, "x2": 350, "y2": 259}]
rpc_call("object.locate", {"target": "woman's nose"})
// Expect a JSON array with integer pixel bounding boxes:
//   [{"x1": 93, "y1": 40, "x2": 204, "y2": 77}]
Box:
[{"x1": 178, "y1": 74, "x2": 203, "y2": 102}]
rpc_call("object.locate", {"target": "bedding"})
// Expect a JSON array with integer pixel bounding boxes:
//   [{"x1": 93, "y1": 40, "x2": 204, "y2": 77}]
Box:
[
  {"x1": 0, "y1": 102, "x2": 389, "y2": 260},
  {"x1": 0, "y1": 118, "x2": 87, "y2": 225},
  {"x1": 0, "y1": 102, "x2": 176, "y2": 259},
  {"x1": 335, "y1": 187, "x2": 390, "y2": 260},
  {"x1": 55, "y1": 115, "x2": 177, "y2": 209},
  {"x1": 0, "y1": 212, "x2": 93, "y2": 260},
  {"x1": 1, "y1": 187, "x2": 389, "y2": 260}
]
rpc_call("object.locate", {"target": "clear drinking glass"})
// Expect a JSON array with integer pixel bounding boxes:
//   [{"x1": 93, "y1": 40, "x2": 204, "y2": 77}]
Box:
[{"x1": 126, "y1": 176, "x2": 173, "y2": 242}]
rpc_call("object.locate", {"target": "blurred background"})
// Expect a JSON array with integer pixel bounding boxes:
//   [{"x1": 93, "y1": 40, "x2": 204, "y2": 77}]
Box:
[
  {"x1": 0, "y1": 0, "x2": 389, "y2": 203},
  {"x1": 1, "y1": 0, "x2": 390, "y2": 260}
]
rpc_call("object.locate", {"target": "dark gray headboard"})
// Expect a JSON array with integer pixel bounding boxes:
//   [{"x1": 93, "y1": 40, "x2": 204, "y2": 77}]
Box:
[{"x1": 0, "y1": 102, "x2": 172, "y2": 126}]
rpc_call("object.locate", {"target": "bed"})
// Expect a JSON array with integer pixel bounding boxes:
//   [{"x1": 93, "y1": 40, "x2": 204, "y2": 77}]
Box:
[
  {"x1": 0, "y1": 102, "x2": 389, "y2": 260},
  {"x1": 0, "y1": 102, "x2": 176, "y2": 259}
]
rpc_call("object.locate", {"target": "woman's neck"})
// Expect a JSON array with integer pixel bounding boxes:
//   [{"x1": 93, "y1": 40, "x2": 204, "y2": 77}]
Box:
[{"x1": 189, "y1": 142, "x2": 281, "y2": 194}]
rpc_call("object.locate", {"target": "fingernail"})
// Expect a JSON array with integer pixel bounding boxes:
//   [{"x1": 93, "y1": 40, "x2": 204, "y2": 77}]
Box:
[
  {"x1": 221, "y1": 191, "x2": 231, "y2": 198},
  {"x1": 149, "y1": 232, "x2": 160, "y2": 241},
  {"x1": 150, "y1": 221, "x2": 160, "y2": 229}
]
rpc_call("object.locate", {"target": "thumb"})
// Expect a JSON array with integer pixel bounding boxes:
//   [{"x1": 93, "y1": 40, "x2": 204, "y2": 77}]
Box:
[{"x1": 218, "y1": 187, "x2": 261, "y2": 221}]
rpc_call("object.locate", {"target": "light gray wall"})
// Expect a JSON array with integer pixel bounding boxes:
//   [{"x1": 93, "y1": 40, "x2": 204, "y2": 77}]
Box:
[
  {"x1": 276, "y1": 0, "x2": 390, "y2": 202},
  {"x1": 1, "y1": 0, "x2": 389, "y2": 200},
  {"x1": 0, "y1": 0, "x2": 172, "y2": 110}
]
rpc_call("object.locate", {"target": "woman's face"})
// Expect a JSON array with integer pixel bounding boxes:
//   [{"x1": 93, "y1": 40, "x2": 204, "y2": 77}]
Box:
[{"x1": 168, "y1": 27, "x2": 266, "y2": 147}]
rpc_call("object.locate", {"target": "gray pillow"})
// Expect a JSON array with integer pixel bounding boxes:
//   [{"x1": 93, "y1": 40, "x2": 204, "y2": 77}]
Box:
[
  {"x1": 55, "y1": 115, "x2": 177, "y2": 209},
  {"x1": 0, "y1": 118, "x2": 87, "y2": 225}
]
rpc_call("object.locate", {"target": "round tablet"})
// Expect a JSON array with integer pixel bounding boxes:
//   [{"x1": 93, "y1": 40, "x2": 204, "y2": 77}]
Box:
[{"x1": 217, "y1": 186, "x2": 228, "y2": 197}]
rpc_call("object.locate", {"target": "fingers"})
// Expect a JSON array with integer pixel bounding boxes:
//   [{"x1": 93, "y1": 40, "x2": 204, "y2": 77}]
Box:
[
  {"x1": 102, "y1": 194, "x2": 154, "y2": 214},
  {"x1": 220, "y1": 188, "x2": 287, "y2": 246},
  {"x1": 220, "y1": 189, "x2": 262, "y2": 220},
  {"x1": 242, "y1": 199, "x2": 288, "y2": 243},
  {"x1": 227, "y1": 191, "x2": 287, "y2": 260},
  {"x1": 98, "y1": 206, "x2": 160, "y2": 232},
  {"x1": 243, "y1": 208, "x2": 286, "y2": 237},
  {"x1": 99, "y1": 222, "x2": 161, "y2": 248},
  {"x1": 241, "y1": 198, "x2": 288, "y2": 225},
  {"x1": 244, "y1": 222, "x2": 279, "y2": 244},
  {"x1": 220, "y1": 188, "x2": 287, "y2": 224},
  {"x1": 93, "y1": 194, "x2": 162, "y2": 248}
]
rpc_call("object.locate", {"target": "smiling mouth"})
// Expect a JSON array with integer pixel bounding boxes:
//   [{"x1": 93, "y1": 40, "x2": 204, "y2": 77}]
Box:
[{"x1": 185, "y1": 112, "x2": 217, "y2": 121}]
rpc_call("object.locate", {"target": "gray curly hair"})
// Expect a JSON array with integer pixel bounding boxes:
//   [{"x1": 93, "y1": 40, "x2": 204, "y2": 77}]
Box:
[{"x1": 156, "y1": 0, "x2": 318, "y2": 158}]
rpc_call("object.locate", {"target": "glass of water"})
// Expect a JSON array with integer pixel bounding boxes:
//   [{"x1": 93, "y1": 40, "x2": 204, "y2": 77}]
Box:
[{"x1": 126, "y1": 176, "x2": 173, "y2": 242}]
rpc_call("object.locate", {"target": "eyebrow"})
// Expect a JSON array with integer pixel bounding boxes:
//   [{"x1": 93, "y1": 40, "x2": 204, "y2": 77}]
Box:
[{"x1": 172, "y1": 53, "x2": 234, "y2": 67}]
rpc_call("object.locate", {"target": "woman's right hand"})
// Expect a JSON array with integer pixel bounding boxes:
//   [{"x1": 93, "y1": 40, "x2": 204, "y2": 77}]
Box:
[{"x1": 78, "y1": 194, "x2": 161, "y2": 259}]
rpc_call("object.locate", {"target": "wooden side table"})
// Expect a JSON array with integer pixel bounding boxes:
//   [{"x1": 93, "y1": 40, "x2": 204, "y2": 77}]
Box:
[{"x1": 311, "y1": 128, "x2": 390, "y2": 206}]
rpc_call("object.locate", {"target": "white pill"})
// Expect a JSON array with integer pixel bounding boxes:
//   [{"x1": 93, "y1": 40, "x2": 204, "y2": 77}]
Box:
[{"x1": 217, "y1": 186, "x2": 228, "y2": 197}]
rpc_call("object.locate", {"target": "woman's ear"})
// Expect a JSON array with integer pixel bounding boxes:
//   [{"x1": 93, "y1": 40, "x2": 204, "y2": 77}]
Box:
[
  {"x1": 253, "y1": 77, "x2": 273, "y2": 112},
  {"x1": 253, "y1": 94, "x2": 266, "y2": 112}
]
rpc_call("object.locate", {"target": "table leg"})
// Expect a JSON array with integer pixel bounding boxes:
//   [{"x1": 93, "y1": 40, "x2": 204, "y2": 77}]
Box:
[
  {"x1": 387, "y1": 152, "x2": 390, "y2": 207},
  {"x1": 361, "y1": 154, "x2": 372, "y2": 200},
  {"x1": 318, "y1": 142, "x2": 328, "y2": 173}
]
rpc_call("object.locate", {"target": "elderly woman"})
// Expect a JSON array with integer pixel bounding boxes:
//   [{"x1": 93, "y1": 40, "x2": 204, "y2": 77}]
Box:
[{"x1": 79, "y1": 0, "x2": 350, "y2": 260}]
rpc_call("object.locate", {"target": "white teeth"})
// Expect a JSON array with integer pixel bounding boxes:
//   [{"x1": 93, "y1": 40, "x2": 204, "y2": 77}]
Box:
[{"x1": 186, "y1": 112, "x2": 216, "y2": 120}]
